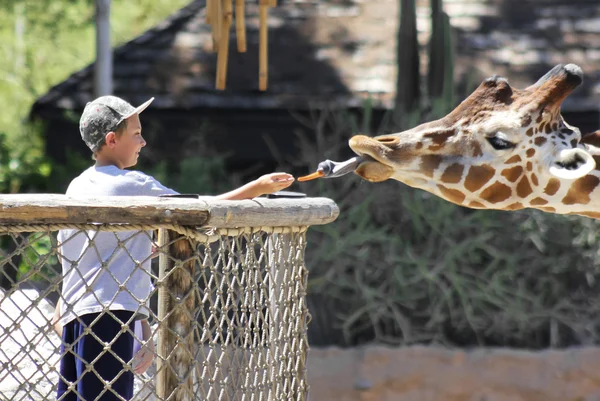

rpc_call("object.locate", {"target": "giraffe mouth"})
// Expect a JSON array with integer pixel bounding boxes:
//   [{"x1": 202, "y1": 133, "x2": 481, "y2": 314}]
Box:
[{"x1": 348, "y1": 135, "x2": 397, "y2": 182}]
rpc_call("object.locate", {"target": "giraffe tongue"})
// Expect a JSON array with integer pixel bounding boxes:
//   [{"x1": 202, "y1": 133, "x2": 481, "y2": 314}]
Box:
[{"x1": 298, "y1": 157, "x2": 363, "y2": 181}]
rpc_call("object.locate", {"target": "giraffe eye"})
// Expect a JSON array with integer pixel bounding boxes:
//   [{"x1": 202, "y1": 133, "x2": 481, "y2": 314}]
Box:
[{"x1": 487, "y1": 136, "x2": 516, "y2": 150}]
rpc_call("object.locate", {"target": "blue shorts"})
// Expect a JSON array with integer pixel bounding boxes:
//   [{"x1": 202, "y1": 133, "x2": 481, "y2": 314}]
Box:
[{"x1": 57, "y1": 310, "x2": 135, "y2": 401}]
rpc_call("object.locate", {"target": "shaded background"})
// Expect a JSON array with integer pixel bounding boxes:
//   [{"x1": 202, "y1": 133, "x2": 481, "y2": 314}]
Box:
[{"x1": 2, "y1": 0, "x2": 600, "y2": 350}]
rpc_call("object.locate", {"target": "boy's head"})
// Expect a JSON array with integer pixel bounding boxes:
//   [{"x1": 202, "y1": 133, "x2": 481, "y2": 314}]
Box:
[{"x1": 79, "y1": 96, "x2": 153, "y2": 168}]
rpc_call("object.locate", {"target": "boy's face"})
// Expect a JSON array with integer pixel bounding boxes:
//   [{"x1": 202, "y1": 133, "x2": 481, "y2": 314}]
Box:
[{"x1": 113, "y1": 114, "x2": 146, "y2": 168}]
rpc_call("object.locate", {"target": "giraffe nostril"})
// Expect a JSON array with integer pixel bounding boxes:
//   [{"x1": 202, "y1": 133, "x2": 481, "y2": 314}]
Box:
[{"x1": 376, "y1": 136, "x2": 399, "y2": 147}]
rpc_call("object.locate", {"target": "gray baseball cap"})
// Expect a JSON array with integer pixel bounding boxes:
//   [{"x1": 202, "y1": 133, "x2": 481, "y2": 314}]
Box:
[{"x1": 79, "y1": 95, "x2": 154, "y2": 151}]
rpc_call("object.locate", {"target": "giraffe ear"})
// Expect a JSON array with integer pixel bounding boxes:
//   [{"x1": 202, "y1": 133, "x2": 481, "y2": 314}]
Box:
[
  {"x1": 549, "y1": 148, "x2": 596, "y2": 180},
  {"x1": 581, "y1": 130, "x2": 600, "y2": 148}
]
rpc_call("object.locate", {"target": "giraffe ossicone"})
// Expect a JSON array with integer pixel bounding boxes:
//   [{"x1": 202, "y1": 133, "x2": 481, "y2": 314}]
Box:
[{"x1": 348, "y1": 64, "x2": 600, "y2": 218}]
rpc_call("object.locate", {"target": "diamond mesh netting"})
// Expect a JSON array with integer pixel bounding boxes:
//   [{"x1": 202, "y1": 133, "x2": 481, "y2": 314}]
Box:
[{"x1": 0, "y1": 224, "x2": 309, "y2": 401}]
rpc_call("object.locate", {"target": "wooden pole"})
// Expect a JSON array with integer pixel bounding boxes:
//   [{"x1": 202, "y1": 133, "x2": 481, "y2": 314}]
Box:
[
  {"x1": 259, "y1": 0, "x2": 269, "y2": 91},
  {"x1": 216, "y1": 0, "x2": 233, "y2": 90},
  {"x1": 94, "y1": 0, "x2": 113, "y2": 97},
  {"x1": 206, "y1": 0, "x2": 213, "y2": 24},
  {"x1": 155, "y1": 228, "x2": 169, "y2": 399},
  {"x1": 235, "y1": 0, "x2": 247, "y2": 52},
  {"x1": 156, "y1": 229, "x2": 197, "y2": 400},
  {"x1": 212, "y1": 0, "x2": 222, "y2": 52}
]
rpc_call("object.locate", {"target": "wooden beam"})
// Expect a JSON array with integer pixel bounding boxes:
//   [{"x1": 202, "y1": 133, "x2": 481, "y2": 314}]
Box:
[
  {"x1": 216, "y1": 0, "x2": 233, "y2": 89},
  {"x1": 259, "y1": 0, "x2": 268, "y2": 91},
  {"x1": 235, "y1": 0, "x2": 246, "y2": 52},
  {"x1": 0, "y1": 195, "x2": 339, "y2": 227}
]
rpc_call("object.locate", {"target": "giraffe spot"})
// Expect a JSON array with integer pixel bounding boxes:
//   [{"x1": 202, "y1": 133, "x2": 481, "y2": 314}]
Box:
[
  {"x1": 501, "y1": 166, "x2": 523, "y2": 182},
  {"x1": 428, "y1": 144, "x2": 444, "y2": 151},
  {"x1": 526, "y1": 161, "x2": 532, "y2": 171},
  {"x1": 525, "y1": 128, "x2": 534, "y2": 137},
  {"x1": 526, "y1": 148, "x2": 535, "y2": 158},
  {"x1": 552, "y1": 122, "x2": 559, "y2": 131},
  {"x1": 530, "y1": 197, "x2": 548, "y2": 205},
  {"x1": 425, "y1": 129, "x2": 455, "y2": 145},
  {"x1": 471, "y1": 142, "x2": 483, "y2": 157},
  {"x1": 536, "y1": 113, "x2": 543, "y2": 123},
  {"x1": 465, "y1": 164, "x2": 496, "y2": 192},
  {"x1": 505, "y1": 155, "x2": 522, "y2": 164},
  {"x1": 570, "y1": 139, "x2": 578, "y2": 147},
  {"x1": 437, "y1": 185, "x2": 466, "y2": 205},
  {"x1": 545, "y1": 123, "x2": 553, "y2": 134},
  {"x1": 516, "y1": 176, "x2": 533, "y2": 198},
  {"x1": 521, "y1": 115, "x2": 532, "y2": 127},
  {"x1": 504, "y1": 202, "x2": 524, "y2": 210},
  {"x1": 561, "y1": 175, "x2": 600, "y2": 205},
  {"x1": 534, "y1": 137, "x2": 547, "y2": 146},
  {"x1": 531, "y1": 173, "x2": 538, "y2": 186},
  {"x1": 415, "y1": 142, "x2": 423, "y2": 150},
  {"x1": 420, "y1": 155, "x2": 443, "y2": 178},
  {"x1": 539, "y1": 122, "x2": 546, "y2": 133},
  {"x1": 468, "y1": 201, "x2": 485, "y2": 209},
  {"x1": 441, "y1": 163, "x2": 464, "y2": 184},
  {"x1": 558, "y1": 134, "x2": 565, "y2": 140},
  {"x1": 539, "y1": 206, "x2": 556, "y2": 213},
  {"x1": 480, "y1": 182, "x2": 512, "y2": 203},
  {"x1": 544, "y1": 178, "x2": 560, "y2": 195}
]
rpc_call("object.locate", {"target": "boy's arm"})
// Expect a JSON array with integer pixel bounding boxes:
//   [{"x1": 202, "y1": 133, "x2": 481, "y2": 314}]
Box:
[
  {"x1": 215, "y1": 173, "x2": 294, "y2": 200},
  {"x1": 133, "y1": 319, "x2": 154, "y2": 375},
  {"x1": 52, "y1": 298, "x2": 63, "y2": 337}
]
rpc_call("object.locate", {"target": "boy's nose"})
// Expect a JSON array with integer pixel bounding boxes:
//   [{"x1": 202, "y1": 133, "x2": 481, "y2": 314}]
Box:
[{"x1": 140, "y1": 137, "x2": 147, "y2": 147}]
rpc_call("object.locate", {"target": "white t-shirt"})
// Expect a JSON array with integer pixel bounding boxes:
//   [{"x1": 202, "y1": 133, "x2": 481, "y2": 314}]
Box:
[{"x1": 57, "y1": 165, "x2": 178, "y2": 326}]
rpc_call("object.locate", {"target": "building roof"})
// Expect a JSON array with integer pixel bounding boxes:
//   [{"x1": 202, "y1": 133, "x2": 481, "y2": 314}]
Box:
[{"x1": 32, "y1": 0, "x2": 600, "y2": 114}]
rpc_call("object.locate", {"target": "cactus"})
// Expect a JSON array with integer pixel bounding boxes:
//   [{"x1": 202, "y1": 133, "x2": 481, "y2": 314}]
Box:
[
  {"x1": 428, "y1": 0, "x2": 455, "y2": 116},
  {"x1": 394, "y1": 0, "x2": 455, "y2": 123},
  {"x1": 395, "y1": 0, "x2": 420, "y2": 114}
]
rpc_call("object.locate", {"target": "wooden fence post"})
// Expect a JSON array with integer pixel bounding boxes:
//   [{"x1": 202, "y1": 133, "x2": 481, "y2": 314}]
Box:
[{"x1": 156, "y1": 228, "x2": 196, "y2": 400}]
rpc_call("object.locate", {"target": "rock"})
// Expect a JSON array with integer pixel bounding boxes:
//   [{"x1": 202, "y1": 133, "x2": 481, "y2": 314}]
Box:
[{"x1": 306, "y1": 345, "x2": 600, "y2": 401}]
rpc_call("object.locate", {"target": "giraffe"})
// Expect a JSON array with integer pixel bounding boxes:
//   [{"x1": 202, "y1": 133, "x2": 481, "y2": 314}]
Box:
[{"x1": 347, "y1": 63, "x2": 600, "y2": 219}]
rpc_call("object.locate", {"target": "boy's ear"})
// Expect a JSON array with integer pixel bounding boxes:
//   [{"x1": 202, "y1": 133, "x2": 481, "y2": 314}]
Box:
[{"x1": 105, "y1": 131, "x2": 117, "y2": 148}]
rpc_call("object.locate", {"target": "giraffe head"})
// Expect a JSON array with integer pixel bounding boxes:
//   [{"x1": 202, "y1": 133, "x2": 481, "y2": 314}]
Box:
[{"x1": 349, "y1": 64, "x2": 600, "y2": 215}]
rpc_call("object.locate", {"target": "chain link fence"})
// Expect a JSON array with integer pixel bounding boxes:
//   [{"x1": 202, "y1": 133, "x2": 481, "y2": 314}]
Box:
[{"x1": 0, "y1": 196, "x2": 338, "y2": 401}]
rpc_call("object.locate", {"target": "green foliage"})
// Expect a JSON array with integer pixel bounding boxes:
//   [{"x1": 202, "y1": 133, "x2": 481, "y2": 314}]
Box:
[
  {"x1": 0, "y1": 129, "x2": 51, "y2": 193},
  {"x1": 289, "y1": 101, "x2": 600, "y2": 349},
  {"x1": 17, "y1": 232, "x2": 59, "y2": 283},
  {"x1": 144, "y1": 155, "x2": 234, "y2": 197},
  {"x1": 0, "y1": 0, "x2": 191, "y2": 192}
]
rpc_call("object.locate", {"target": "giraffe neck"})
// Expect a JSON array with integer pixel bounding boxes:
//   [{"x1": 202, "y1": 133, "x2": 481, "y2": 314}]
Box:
[{"x1": 412, "y1": 157, "x2": 600, "y2": 218}]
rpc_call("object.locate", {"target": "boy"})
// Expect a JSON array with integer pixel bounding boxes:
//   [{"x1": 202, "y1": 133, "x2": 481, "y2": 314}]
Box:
[{"x1": 55, "y1": 95, "x2": 294, "y2": 400}]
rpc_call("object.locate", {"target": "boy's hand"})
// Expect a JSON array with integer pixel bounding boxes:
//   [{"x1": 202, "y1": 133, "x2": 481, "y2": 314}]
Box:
[
  {"x1": 254, "y1": 173, "x2": 294, "y2": 195},
  {"x1": 133, "y1": 338, "x2": 154, "y2": 374},
  {"x1": 133, "y1": 320, "x2": 154, "y2": 375}
]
